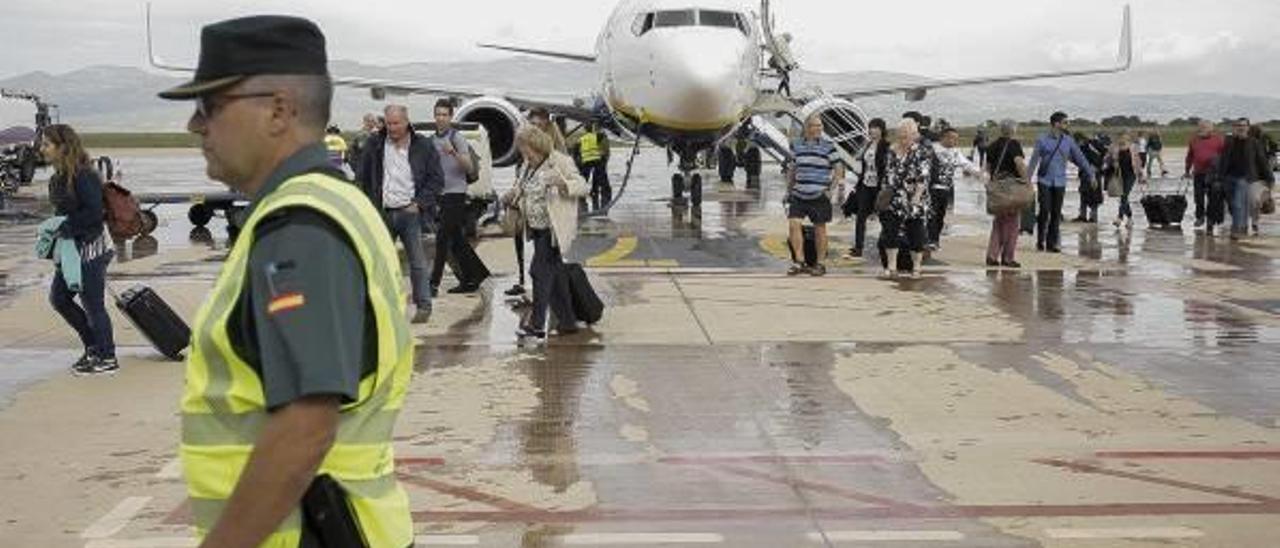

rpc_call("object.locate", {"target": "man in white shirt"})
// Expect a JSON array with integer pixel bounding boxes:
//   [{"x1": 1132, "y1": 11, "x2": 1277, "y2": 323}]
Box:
[{"x1": 929, "y1": 128, "x2": 986, "y2": 250}]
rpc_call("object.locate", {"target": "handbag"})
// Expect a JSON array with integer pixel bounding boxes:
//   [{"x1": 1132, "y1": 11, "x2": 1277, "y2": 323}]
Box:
[
  {"x1": 501, "y1": 169, "x2": 528, "y2": 236},
  {"x1": 1106, "y1": 174, "x2": 1123, "y2": 198},
  {"x1": 984, "y1": 141, "x2": 1034, "y2": 215}
]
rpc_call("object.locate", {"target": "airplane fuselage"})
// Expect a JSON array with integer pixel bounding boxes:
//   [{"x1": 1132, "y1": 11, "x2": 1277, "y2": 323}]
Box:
[{"x1": 596, "y1": 0, "x2": 762, "y2": 153}]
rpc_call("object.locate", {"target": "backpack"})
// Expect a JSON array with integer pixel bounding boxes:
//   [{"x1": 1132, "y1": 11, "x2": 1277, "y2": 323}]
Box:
[{"x1": 103, "y1": 181, "x2": 144, "y2": 240}]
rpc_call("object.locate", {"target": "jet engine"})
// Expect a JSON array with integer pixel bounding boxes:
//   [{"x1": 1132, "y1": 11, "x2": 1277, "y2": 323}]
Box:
[
  {"x1": 795, "y1": 96, "x2": 869, "y2": 163},
  {"x1": 455, "y1": 97, "x2": 524, "y2": 168}
]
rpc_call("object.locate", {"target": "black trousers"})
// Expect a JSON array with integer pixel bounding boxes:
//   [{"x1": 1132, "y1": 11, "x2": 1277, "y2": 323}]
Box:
[
  {"x1": 927, "y1": 188, "x2": 950, "y2": 246},
  {"x1": 429, "y1": 193, "x2": 488, "y2": 288},
  {"x1": 50, "y1": 252, "x2": 115, "y2": 358},
  {"x1": 513, "y1": 229, "x2": 526, "y2": 286},
  {"x1": 528, "y1": 229, "x2": 575, "y2": 330},
  {"x1": 582, "y1": 161, "x2": 611, "y2": 211},
  {"x1": 1193, "y1": 173, "x2": 1209, "y2": 222},
  {"x1": 851, "y1": 187, "x2": 877, "y2": 252},
  {"x1": 1036, "y1": 185, "x2": 1066, "y2": 248}
]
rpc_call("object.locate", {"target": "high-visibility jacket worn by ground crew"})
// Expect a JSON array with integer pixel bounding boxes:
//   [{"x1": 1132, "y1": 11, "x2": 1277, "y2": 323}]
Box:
[
  {"x1": 578, "y1": 132, "x2": 603, "y2": 164},
  {"x1": 324, "y1": 134, "x2": 349, "y2": 168},
  {"x1": 181, "y1": 171, "x2": 414, "y2": 547}
]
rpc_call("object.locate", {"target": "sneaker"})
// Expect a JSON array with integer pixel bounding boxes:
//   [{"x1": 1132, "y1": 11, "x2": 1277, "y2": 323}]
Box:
[
  {"x1": 1003, "y1": 260, "x2": 1022, "y2": 269},
  {"x1": 1036, "y1": 242, "x2": 1046, "y2": 252},
  {"x1": 809, "y1": 263, "x2": 827, "y2": 277},
  {"x1": 1194, "y1": 218, "x2": 1205, "y2": 228},
  {"x1": 504, "y1": 284, "x2": 526, "y2": 297},
  {"x1": 787, "y1": 263, "x2": 808, "y2": 276},
  {"x1": 516, "y1": 325, "x2": 546, "y2": 339},
  {"x1": 447, "y1": 284, "x2": 480, "y2": 295},
  {"x1": 985, "y1": 258, "x2": 1000, "y2": 267},
  {"x1": 74, "y1": 356, "x2": 119, "y2": 376},
  {"x1": 69, "y1": 351, "x2": 94, "y2": 373},
  {"x1": 1071, "y1": 216, "x2": 1088, "y2": 223},
  {"x1": 411, "y1": 307, "x2": 432, "y2": 324},
  {"x1": 1047, "y1": 246, "x2": 1062, "y2": 254}
]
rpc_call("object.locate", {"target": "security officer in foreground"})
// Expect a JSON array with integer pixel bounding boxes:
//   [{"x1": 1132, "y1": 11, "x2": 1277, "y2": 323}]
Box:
[{"x1": 159, "y1": 16, "x2": 413, "y2": 548}]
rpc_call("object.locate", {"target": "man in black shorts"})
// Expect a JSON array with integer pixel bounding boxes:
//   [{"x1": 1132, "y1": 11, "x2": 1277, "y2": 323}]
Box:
[{"x1": 787, "y1": 114, "x2": 845, "y2": 276}]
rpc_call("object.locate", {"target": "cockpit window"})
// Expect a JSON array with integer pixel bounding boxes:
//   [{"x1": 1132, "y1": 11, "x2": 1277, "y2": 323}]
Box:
[
  {"x1": 699, "y1": 10, "x2": 738, "y2": 29},
  {"x1": 632, "y1": 13, "x2": 655, "y2": 35},
  {"x1": 653, "y1": 10, "x2": 696, "y2": 28},
  {"x1": 635, "y1": 9, "x2": 750, "y2": 36}
]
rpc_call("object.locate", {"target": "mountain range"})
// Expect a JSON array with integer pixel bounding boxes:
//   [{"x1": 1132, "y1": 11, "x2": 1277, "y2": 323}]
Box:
[{"x1": 3, "y1": 59, "x2": 1279, "y2": 132}]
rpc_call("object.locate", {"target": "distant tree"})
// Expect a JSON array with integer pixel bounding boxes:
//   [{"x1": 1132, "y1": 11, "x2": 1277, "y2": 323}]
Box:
[
  {"x1": 1025, "y1": 119, "x2": 1049, "y2": 127},
  {"x1": 1168, "y1": 117, "x2": 1201, "y2": 127},
  {"x1": 1070, "y1": 118, "x2": 1098, "y2": 127},
  {"x1": 983, "y1": 119, "x2": 998, "y2": 128}
]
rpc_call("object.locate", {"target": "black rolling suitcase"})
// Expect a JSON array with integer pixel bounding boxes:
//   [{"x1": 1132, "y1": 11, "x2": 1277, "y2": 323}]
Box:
[
  {"x1": 562, "y1": 263, "x2": 604, "y2": 325},
  {"x1": 787, "y1": 225, "x2": 819, "y2": 267},
  {"x1": 113, "y1": 285, "x2": 191, "y2": 360},
  {"x1": 1140, "y1": 183, "x2": 1188, "y2": 227}
]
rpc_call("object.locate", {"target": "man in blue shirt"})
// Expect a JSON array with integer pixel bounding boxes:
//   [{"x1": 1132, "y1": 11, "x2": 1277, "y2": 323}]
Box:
[{"x1": 1026, "y1": 112, "x2": 1095, "y2": 253}]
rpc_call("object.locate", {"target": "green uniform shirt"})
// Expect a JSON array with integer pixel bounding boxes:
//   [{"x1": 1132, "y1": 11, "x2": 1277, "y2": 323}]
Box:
[{"x1": 226, "y1": 143, "x2": 376, "y2": 410}]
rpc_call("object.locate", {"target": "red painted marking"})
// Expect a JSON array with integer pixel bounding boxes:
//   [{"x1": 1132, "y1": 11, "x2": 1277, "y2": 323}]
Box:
[
  {"x1": 1095, "y1": 450, "x2": 1280, "y2": 460},
  {"x1": 396, "y1": 472, "x2": 544, "y2": 513},
  {"x1": 1034, "y1": 458, "x2": 1280, "y2": 504},
  {"x1": 707, "y1": 464, "x2": 917, "y2": 509},
  {"x1": 659, "y1": 454, "x2": 887, "y2": 466},
  {"x1": 411, "y1": 502, "x2": 1280, "y2": 523},
  {"x1": 396, "y1": 457, "x2": 447, "y2": 467}
]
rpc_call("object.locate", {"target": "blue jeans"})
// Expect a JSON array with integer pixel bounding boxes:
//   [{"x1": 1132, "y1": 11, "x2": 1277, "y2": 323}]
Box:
[
  {"x1": 1227, "y1": 177, "x2": 1250, "y2": 232},
  {"x1": 50, "y1": 252, "x2": 115, "y2": 358},
  {"x1": 387, "y1": 208, "x2": 432, "y2": 309}
]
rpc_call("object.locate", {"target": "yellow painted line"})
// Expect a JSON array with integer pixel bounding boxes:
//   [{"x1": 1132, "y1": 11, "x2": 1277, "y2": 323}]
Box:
[
  {"x1": 586, "y1": 237, "x2": 681, "y2": 268},
  {"x1": 587, "y1": 236, "x2": 639, "y2": 267},
  {"x1": 759, "y1": 236, "x2": 792, "y2": 261}
]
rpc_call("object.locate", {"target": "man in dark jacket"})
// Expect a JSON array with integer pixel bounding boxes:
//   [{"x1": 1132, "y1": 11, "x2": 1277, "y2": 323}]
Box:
[
  {"x1": 356, "y1": 104, "x2": 444, "y2": 322},
  {"x1": 1217, "y1": 118, "x2": 1275, "y2": 239}
]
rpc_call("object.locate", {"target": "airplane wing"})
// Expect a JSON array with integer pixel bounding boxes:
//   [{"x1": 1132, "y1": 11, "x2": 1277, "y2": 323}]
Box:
[
  {"x1": 831, "y1": 5, "x2": 1133, "y2": 102},
  {"x1": 146, "y1": 5, "x2": 596, "y2": 122},
  {"x1": 477, "y1": 43, "x2": 597, "y2": 63}
]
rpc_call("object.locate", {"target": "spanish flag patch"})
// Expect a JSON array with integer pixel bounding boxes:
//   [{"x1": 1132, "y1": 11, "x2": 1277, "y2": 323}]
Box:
[{"x1": 267, "y1": 292, "x2": 306, "y2": 315}]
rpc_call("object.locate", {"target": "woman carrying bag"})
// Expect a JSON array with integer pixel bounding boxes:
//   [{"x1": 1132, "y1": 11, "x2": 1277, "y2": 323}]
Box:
[
  {"x1": 879, "y1": 118, "x2": 932, "y2": 279},
  {"x1": 1107, "y1": 131, "x2": 1146, "y2": 230},
  {"x1": 984, "y1": 120, "x2": 1030, "y2": 268},
  {"x1": 40, "y1": 124, "x2": 118, "y2": 375},
  {"x1": 504, "y1": 125, "x2": 588, "y2": 339}
]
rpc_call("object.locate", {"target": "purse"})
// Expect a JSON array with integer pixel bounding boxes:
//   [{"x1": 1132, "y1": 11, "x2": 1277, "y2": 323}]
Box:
[
  {"x1": 984, "y1": 141, "x2": 1035, "y2": 215},
  {"x1": 501, "y1": 169, "x2": 528, "y2": 236}
]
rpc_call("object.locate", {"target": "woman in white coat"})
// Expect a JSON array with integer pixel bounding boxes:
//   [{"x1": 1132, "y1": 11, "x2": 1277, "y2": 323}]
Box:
[{"x1": 506, "y1": 125, "x2": 588, "y2": 338}]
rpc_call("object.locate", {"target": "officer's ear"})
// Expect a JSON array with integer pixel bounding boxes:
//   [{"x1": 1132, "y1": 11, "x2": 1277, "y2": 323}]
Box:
[{"x1": 265, "y1": 91, "x2": 298, "y2": 136}]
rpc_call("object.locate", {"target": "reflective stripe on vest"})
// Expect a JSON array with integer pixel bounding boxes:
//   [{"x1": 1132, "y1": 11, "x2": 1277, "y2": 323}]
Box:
[
  {"x1": 579, "y1": 133, "x2": 602, "y2": 164},
  {"x1": 181, "y1": 173, "x2": 414, "y2": 547}
]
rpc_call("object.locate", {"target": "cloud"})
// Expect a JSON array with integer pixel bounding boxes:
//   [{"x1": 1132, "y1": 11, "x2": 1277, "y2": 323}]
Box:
[{"x1": 1048, "y1": 31, "x2": 1246, "y2": 67}]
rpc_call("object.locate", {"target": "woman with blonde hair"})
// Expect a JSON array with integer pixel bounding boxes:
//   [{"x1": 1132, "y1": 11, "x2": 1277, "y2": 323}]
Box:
[
  {"x1": 1107, "y1": 130, "x2": 1146, "y2": 229},
  {"x1": 39, "y1": 124, "x2": 117, "y2": 374},
  {"x1": 504, "y1": 125, "x2": 588, "y2": 339}
]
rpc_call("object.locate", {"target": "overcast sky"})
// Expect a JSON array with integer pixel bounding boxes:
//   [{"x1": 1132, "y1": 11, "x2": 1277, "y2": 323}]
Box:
[{"x1": 2, "y1": 0, "x2": 1278, "y2": 96}]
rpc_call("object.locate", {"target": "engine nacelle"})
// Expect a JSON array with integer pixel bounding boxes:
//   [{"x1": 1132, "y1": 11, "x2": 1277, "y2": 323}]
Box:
[
  {"x1": 455, "y1": 97, "x2": 524, "y2": 168},
  {"x1": 795, "y1": 97, "x2": 869, "y2": 164}
]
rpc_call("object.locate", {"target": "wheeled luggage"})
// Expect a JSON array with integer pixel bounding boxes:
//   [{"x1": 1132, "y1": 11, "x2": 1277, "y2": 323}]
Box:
[
  {"x1": 113, "y1": 285, "x2": 190, "y2": 360},
  {"x1": 562, "y1": 263, "x2": 604, "y2": 325},
  {"x1": 788, "y1": 225, "x2": 818, "y2": 267},
  {"x1": 1140, "y1": 194, "x2": 1187, "y2": 227}
]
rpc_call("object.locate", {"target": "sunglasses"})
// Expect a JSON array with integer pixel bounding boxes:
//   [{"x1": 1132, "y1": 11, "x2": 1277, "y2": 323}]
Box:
[{"x1": 195, "y1": 91, "x2": 277, "y2": 120}]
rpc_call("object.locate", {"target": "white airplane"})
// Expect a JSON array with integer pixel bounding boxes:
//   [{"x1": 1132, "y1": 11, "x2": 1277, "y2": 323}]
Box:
[{"x1": 148, "y1": 0, "x2": 1133, "y2": 208}]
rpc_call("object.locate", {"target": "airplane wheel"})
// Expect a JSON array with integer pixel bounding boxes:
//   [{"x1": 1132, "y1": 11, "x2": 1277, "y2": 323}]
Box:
[
  {"x1": 690, "y1": 174, "x2": 703, "y2": 208},
  {"x1": 188, "y1": 203, "x2": 214, "y2": 227},
  {"x1": 671, "y1": 173, "x2": 686, "y2": 205},
  {"x1": 139, "y1": 209, "x2": 158, "y2": 236}
]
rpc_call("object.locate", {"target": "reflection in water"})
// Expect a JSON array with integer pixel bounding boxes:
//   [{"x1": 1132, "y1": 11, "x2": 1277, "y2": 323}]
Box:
[
  {"x1": 132, "y1": 236, "x2": 159, "y2": 261},
  {"x1": 1077, "y1": 226, "x2": 1102, "y2": 260},
  {"x1": 518, "y1": 348, "x2": 592, "y2": 547},
  {"x1": 671, "y1": 205, "x2": 704, "y2": 239},
  {"x1": 1034, "y1": 270, "x2": 1065, "y2": 320},
  {"x1": 189, "y1": 226, "x2": 214, "y2": 247}
]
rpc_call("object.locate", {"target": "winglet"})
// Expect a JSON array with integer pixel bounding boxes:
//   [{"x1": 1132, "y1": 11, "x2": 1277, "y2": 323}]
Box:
[
  {"x1": 146, "y1": 3, "x2": 195, "y2": 73},
  {"x1": 1118, "y1": 4, "x2": 1133, "y2": 70}
]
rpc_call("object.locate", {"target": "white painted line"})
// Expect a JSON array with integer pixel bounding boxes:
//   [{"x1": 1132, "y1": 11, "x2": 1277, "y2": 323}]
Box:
[
  {"x1": 155, "y1": 458, "x2": 182, "y2": 479},
  {"x1": 1046, "y1": 527, "x2": 1204, "y2": 540},
  {"x1": 814, "y1": 530, "x2": 966, "y2": 542},
  {"x1": 563, "y1": 532, "x2": 724, "y2": 544},
  {"x1": 80, "y1": 496, "x2": 153, "y2": 539},
  {"x1": 84, "y1": 538, "x2": 197, "y2": 548},
  {"x1": 414, "y1": 535, "x2": 480, "y2": 546}
]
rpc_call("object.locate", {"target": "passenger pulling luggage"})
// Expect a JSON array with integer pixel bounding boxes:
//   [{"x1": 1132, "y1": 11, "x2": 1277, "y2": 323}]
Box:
[
  {"x1": 1139, "y1": 180, "x2": 1188, "y2": 228},
  {"x1": 562, "y1": 263, "x2": 603, "y2": 325}
]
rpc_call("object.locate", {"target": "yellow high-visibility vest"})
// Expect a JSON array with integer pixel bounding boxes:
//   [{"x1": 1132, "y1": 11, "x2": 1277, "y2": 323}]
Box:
[
  {"x1": 579, "y1": 132, "x2": 602, "y2": 164},
  {"x1": 181, "y1": 172, "x2": 413, "y2": 547},
  {"x1": 324, "y1": 134, "x2": 348, "y2": 164}
]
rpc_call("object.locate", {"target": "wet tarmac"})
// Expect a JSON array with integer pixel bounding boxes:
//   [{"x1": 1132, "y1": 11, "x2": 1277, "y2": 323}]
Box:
[{"x1": 1, "y1": 146, "x2": 1279, "y2": 547}]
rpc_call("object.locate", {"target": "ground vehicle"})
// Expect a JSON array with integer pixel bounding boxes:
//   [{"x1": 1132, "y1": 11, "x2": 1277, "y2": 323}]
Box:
[{"x1": 0, "y1": 89, "x2": 58, "y2": 187}]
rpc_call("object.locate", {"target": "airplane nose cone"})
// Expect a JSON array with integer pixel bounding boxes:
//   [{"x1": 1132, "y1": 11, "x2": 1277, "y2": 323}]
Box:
[{"x1": 650, "y1": 33, "x2": 750, "y2": 127}]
